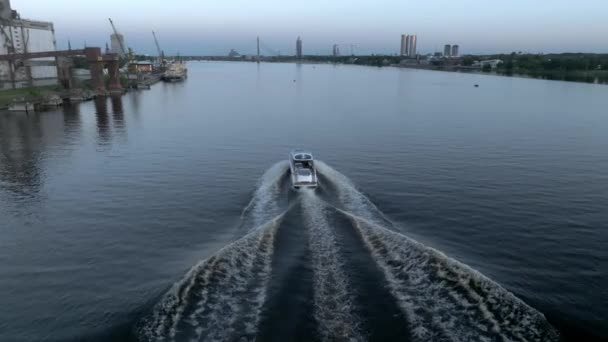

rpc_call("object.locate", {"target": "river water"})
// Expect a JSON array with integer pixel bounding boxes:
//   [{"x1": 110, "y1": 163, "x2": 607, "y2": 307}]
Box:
[{"x1": 1, "y1": 62, "x2": 606, "y2": 341}]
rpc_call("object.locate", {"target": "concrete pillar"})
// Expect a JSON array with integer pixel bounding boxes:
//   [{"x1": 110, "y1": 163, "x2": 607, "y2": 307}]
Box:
[
  {"x1": 106, "y1": 58, "x2": 122, "y2": 93},
  {"x1": 89, "y1": 61, "x2": 105, "y2": 92},
  {"x1": 84, "y1": 47, "x2": 105, "y2": 93},
  {"x1": 56, "y1": 57, "x2": 73, "y2": 89}
]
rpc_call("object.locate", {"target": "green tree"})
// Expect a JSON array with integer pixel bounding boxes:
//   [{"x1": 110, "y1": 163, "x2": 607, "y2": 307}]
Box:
[{"x1": 462, "y1": 57, "x2": 474, "y2": 66}]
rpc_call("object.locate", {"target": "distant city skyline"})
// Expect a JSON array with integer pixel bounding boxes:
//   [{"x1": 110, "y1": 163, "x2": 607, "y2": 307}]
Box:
[{"x1": 13, "y1": 0, "x2": 608, "y2": 56}]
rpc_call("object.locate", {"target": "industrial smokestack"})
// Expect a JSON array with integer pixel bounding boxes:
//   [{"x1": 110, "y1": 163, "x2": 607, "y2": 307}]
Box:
[{"x1": 0, "y1": 0, "x2": 12, "y2": 21}]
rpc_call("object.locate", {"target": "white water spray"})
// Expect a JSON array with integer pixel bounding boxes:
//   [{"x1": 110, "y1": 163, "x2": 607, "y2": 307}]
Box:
[
  {"x1": 241, "y1": 161, "x2": 289, "y2": 229},
  {"x1": 301, "y1": 189, "x2": 364, "y2": 341},
  {"x1": 316, "y1": 163, "x2": 558, "y2": 341},
  {"x1": 139, "y1": 215, "x2": 282, "y2": 342}
]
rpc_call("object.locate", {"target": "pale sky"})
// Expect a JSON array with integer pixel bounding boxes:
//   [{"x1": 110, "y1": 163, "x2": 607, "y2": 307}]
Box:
[{"x1": 14, "y1": 0, "x2": 608, "y2": 56}]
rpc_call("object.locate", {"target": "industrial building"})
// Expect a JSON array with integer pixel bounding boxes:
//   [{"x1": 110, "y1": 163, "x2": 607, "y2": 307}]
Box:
[
  {"x1": 228, "y1": 49, "x2": 240, "y2": 58},
  {"x1": 296, "y1": 36, "x2": 302, "y2": 59},
  {"x1": 0, "y1": 0, "x2": 57, "y2": 89},
  {"x1": 400, "y1": 34, "x2": 417, "y2": 57},
  {"x1": 134, "y1": 61, "x2": 153, "y2": 73},
  {"x1": 110, "y1": 33, "x2": 125, "y2": 56}
]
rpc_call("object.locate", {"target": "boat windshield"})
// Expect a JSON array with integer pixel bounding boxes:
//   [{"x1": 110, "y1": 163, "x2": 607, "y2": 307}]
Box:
[
  {"x1": 294, "y1": 154, "x2": 312, "y2": 160},
  {"x1": 298, "y1": 169, "x2": 312, "y2": 176}
]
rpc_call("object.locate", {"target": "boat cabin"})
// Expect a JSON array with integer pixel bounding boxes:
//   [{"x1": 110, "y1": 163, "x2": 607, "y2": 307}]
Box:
[{"x1": 289, "y1": 151, "x2": 318, "y2": 188}]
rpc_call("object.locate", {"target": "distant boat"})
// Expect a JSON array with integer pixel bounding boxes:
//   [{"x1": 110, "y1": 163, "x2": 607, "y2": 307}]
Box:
[
  {"x1": 134, "y1": 82, "x2": 151, "y2": 90},
  {"x1": 289, "y1": 150, "x2": 318, "y2": 189},
  {"x1": 162, "y1": 61, "x2": 188, "y2": 82},
  {"x1": 8, "y1": 99, "x2": 35, "y2": 113},
  {"x1": 42, "y1": 94, "x2": 63, "y2": 108}
]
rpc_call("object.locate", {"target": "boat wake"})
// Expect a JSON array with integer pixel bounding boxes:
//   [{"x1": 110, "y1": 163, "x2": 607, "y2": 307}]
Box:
[
  {"x1": 137, "y1": 215, "x2": 282, "y2": 342},
  {"x1": 241, "y1": 161, "x2": 289, "y2": 229},
  {"x1": 137, "y1": 161, "x2": 559, "y2": 342},
  {"x1": 301, "y1": 189, "x2": 364, "y2": 341}
]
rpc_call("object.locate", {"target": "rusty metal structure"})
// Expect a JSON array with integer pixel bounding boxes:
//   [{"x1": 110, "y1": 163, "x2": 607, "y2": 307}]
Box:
[{"x1": 0, "y1": 47, "x2": 122, "y2": 93}]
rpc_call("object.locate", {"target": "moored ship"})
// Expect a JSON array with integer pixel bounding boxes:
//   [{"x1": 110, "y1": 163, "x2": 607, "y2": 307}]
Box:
[{"x1": 162, "y1": 61, "x2": 188, "y2": 82}]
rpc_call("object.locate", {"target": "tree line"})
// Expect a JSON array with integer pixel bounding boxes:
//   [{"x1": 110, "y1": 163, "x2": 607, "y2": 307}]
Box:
[{"x1": 482, "y1": 53, "x2": 608, "y2": 72}]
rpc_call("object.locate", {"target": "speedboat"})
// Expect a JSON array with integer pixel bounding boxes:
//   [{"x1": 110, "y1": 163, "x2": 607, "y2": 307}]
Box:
[{"x1": 289, "y1": 150, "x2": 318, "y2": 189}]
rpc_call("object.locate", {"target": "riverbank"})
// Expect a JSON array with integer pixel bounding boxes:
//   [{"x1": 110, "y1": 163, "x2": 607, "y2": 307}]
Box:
[
  {"x1": 496, "y1": 69, "x2": 608, "y2": 84},
  {"x1": 0, "y1": 71, "x2": 166, "y2": 113},
  {"x1": 394, "y1": 63, "x2": 608, "y2": 85},
  {"x1": 0, "y1": 85, "x2": 111, "y2": 113},
  {"x1": 0, "y1": 85, "x2": 61, "y2": 108},
  {"x1": 195, "y1": 54, "x2": 608, "y2": 85}
]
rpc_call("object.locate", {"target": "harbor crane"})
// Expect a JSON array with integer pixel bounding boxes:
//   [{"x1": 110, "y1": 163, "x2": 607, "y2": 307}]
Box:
[
  {"x1": 152, "y1": 31, "x2": 165, "y2": 65},
  {"x1": 109, "y1": 17, "x2": 136, "y2": 85}
]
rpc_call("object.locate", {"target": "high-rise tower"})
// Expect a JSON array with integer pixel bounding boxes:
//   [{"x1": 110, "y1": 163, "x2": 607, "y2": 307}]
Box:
[
  {"x1": 444, "y1": 44, "x2": 452, "y2": 57},
  {"x1": 332, "y1": 44, "x2": 340, "y2": 57},
  {"x1": 296, "y1": 36, "x2": 302, "y2": 59},
  {"x1": 401, "y1": 34, "x2": 417, "y2": 57},
  {"x1": 451, "y1": 45, "x2": 459, "y2": 57},
  {"x1": 408, "y1": 35, "x2": 417, "y2": 57},
  {"x1": 400, "y1": 35, "x2": 407, "y2": 56}
]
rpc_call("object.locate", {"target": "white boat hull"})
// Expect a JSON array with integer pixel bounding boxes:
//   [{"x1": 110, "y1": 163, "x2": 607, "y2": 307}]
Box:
[{"x1": 289, "y1": 151, "x2": 318, "y2": 188}]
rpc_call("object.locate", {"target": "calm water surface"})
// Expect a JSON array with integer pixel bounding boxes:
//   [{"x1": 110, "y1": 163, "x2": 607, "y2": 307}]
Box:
[{"x1": 0, "y1": 62, "x2": 606, "y2": 341}]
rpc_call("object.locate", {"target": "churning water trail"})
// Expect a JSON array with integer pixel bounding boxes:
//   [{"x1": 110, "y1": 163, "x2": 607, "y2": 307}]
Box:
[
  {"x1": 138, "y1": 161, "x2": 560, "y2": 342},
  {"x1": 301, "y1": 189, "x2": 364, "y2": 341},
  {"x1": 241, "y1": 161, "x2": 289, "y2": 229},
  {"x1": 139, "y1": 162, "x2": 290, "y2": 342},
  {"x1": 344, "y1": 212, "x2": 559, "y2": 342},
  {"x1": 317, "y1": 162, "x2": 560, "y2": 342},
  {"x1": 137, "y1": 214, "x2": 282, "y2": 342},
  {"x1": 315, "y1": 161, "x2": 392, "y2": 226}
]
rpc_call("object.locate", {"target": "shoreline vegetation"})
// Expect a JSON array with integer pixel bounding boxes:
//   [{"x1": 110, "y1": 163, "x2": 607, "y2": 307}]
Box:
[
  {"x1": 468, "y1": 52, "x2": 608, "y2": 84},
  {"x1": 196, "y1": 53, "x2": 608, "y2": 85},
  {"x1": 2, "y1": 52, "x2": 605, "y2": 109},
  {"x1": 0, "y1": 85, "x2": 63, "y2": 108}
]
